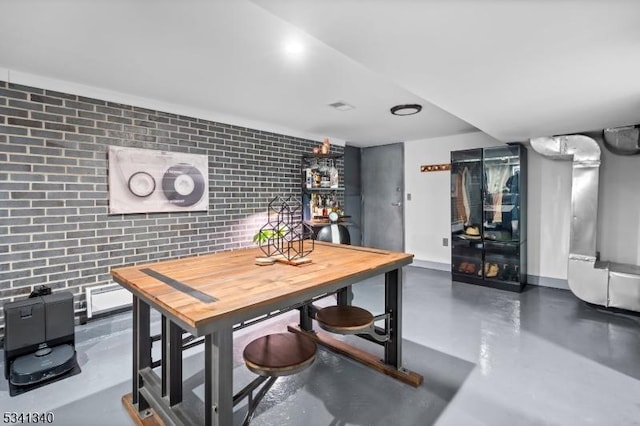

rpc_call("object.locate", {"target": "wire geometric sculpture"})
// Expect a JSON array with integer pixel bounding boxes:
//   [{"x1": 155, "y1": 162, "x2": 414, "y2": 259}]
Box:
[{"x1": 257, "y1": 196, "x2": 314, "y2": 261}]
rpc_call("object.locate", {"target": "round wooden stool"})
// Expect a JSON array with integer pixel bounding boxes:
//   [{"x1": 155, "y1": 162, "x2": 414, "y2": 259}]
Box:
[
  {"x1": 243, "y1": 332, "x2": 317, "y2": 377},
  {"x1": 239, "y1": 333, "x2": 317, "y2": 425},
  {"x1": 315, "y1": 305, "x2": 375, "y2": 334}
]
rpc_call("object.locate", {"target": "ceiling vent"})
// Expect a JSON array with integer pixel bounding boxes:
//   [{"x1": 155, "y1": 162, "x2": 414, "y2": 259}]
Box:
[{"x1": 328, "y1": 101, "x2": 355, "y2": 111}]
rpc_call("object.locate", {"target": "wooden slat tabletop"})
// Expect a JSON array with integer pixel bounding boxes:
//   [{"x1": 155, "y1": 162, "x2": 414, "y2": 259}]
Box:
[{"x1": 111, "y1": 241, "x2": 413, "y2": 332}]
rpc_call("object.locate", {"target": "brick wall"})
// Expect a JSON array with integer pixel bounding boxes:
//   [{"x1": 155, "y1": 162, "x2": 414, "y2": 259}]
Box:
[{"x1": 0, "y1": 81, "x2": 343, "y2": 332}]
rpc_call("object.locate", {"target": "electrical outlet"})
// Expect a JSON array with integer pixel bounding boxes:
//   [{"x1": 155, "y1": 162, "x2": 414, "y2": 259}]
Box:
[
  {"x1": 407, "y1": 193, "x2": 412, "y2": 201},
  {"x1": 442, "y1": 237, "x2": 448, "y2": 247}
]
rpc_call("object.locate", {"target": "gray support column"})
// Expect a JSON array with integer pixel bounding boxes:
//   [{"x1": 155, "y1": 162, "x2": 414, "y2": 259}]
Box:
[{"x1": 204, "y1": 328, "x2": 233, "y2": 426}]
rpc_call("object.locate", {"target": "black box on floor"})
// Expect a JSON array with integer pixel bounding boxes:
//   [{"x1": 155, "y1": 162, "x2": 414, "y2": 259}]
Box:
[{"x1": 3, "y1": 291, "x2": 80, "y2": 396}]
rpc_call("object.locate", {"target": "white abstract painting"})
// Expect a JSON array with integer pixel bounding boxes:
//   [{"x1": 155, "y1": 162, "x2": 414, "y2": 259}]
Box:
[{"x1": 108, "y1": 146, "x2": 209, "y2": 214}]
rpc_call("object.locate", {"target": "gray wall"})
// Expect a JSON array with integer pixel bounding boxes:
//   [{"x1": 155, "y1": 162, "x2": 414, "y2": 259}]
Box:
[{"x1": 0, "y1": 81, "x2": 343, "y2": 332}]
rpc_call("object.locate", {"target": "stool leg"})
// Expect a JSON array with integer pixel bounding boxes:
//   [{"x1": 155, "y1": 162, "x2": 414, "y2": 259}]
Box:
[
  {"x1": 233, "y1": 375, "x2": 268, "y2": 406},
  {"x1": 242, "y1": 376, "x2": 277, "y2": 426},
  {"x1": 336, "y1": 286, "x2": 353, "y2": 305},
  {"x1": 299, "y1": 304, "x2": 313, "y2": 332}
]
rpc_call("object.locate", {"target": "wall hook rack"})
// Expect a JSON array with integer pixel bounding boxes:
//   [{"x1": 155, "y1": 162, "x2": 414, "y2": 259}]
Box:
[{"x1": 420, "y1": 163, "x2": 451, "y2": 172}]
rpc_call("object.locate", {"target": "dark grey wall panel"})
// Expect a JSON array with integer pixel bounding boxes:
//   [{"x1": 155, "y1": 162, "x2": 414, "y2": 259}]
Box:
[{"x1": 344, "y1": 145, "x2": 362, "y2": 246}]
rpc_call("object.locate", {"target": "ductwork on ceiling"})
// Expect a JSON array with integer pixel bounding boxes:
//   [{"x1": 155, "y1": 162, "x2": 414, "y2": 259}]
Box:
[
  {"x1": 603, "y1": 125, "x2": 640, "y2": 155},
  {"x1": 530, "y1": 134, "x2": 640, "y2": 312}
]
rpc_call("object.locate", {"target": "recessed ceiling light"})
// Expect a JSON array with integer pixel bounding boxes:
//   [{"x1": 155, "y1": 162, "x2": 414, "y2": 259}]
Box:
[
  {"x1": 284, "y1": 39, "x2": 304, "y2": 55},
  {"x1": 390, "y1": 104, "x2": 422, "y2": 116},
  {"x1": 329, "y1": 101, "x2": 355, "y2": 111}
]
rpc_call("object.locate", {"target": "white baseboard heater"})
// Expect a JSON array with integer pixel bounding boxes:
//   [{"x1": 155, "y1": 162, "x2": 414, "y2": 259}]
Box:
[{"x1": 85, "y1": 284, "x2": 132, "y2": 319}]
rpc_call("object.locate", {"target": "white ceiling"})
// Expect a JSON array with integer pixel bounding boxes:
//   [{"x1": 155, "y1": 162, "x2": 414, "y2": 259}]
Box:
[{"x1": 1, "y1": 0, "x2": 639, "y2": 146}]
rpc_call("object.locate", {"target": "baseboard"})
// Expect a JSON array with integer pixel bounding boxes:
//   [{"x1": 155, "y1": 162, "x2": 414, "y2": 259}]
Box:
[
  {"x1": 526, "y1": 275, "x2": 569, "y2": 290},
  {"x1": 410, "y1": 260, "x2": 569, "y2": 290},
  {"x1": 411, "y1": 259, "x2": 450, "y2": 271}
]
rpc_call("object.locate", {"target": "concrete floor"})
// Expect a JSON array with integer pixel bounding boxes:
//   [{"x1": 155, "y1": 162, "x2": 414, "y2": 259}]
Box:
[{"x1": 2, "y1": 266, "x2": 640, "y2": 425}]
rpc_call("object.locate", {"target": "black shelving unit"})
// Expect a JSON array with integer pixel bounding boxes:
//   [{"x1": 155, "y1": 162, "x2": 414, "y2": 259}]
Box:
[
  {"x1": 300, "y1": 153, "x2": 345, "y2": 227},
  {"x1": 450, "y1": 144, "x2": 527, "y2": 292}
]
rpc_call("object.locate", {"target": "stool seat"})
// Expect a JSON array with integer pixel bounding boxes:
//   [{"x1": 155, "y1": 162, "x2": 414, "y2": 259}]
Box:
[
  {"x1": 243, "y1": 333, "x2": 317, "y2": 377},
  {"x1": 315, "y1": 305, "x2": 374, "y2": 333}
]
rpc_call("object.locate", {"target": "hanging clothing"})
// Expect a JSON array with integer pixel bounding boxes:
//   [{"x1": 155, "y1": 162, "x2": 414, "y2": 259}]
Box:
[
  {"x1": 453, "y1": 170, "x2": 467, "y2": 225},
  {"x1": 462, "y1": 167, "x2": 470, "y2": 225},
  {"x1": 464, "y1": 163, "x2": 483, "y2": 226},
  {"x1": 485, "y1": 165, "x2": 511, "y2": 223}
]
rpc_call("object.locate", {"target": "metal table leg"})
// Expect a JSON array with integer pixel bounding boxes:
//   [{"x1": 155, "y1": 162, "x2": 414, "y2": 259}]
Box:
[
  {"x1": 162, "y1": 316, "x2": 183, "y2": 406},
  {"x1": 384, "y1": 268, "x2": 402, "y2": 368},
  {"x1": 133, "y1": 296, "x2": 151, "y2": 413},
  {"x1": 204, "y1": 327, "x2": 233, "y2": 426}
]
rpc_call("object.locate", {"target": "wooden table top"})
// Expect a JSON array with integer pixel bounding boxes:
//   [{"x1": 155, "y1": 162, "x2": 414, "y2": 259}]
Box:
[{"x1": 111, "y1": 242, "x2": 413, "y2": 333}]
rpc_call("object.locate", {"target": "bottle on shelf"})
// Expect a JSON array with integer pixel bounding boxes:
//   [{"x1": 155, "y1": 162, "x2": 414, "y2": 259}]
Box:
[
  {"x1": 310, "y1": 158, "x2": 321, "y2": 188},
  {"x1": 329, "y1": 159, "x2": 339, "y2": 189},
  {"x1": 316, "y1": 194, "x2": 325, "y2": 217},
  {"x1": 319, "y1": 160, "x2": 331, "y2": 188},
  {"x1": 312, "y1": 194, "x2": 317, "y2": 217},
  {"x1": 304, "y1": 167, "x2": 312, "y2": 189},
  {"x1": 309, "y1": 193, "x2": 316, "y2": 218}
]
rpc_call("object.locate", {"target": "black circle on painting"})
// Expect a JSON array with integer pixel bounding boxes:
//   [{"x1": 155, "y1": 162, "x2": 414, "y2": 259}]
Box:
[
  {"x1": 128, "y1": 171, "x2": 156, "y2": 197},
  {"x1": 162, "y1": 163, "x2": 205, "y2": 207}
]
